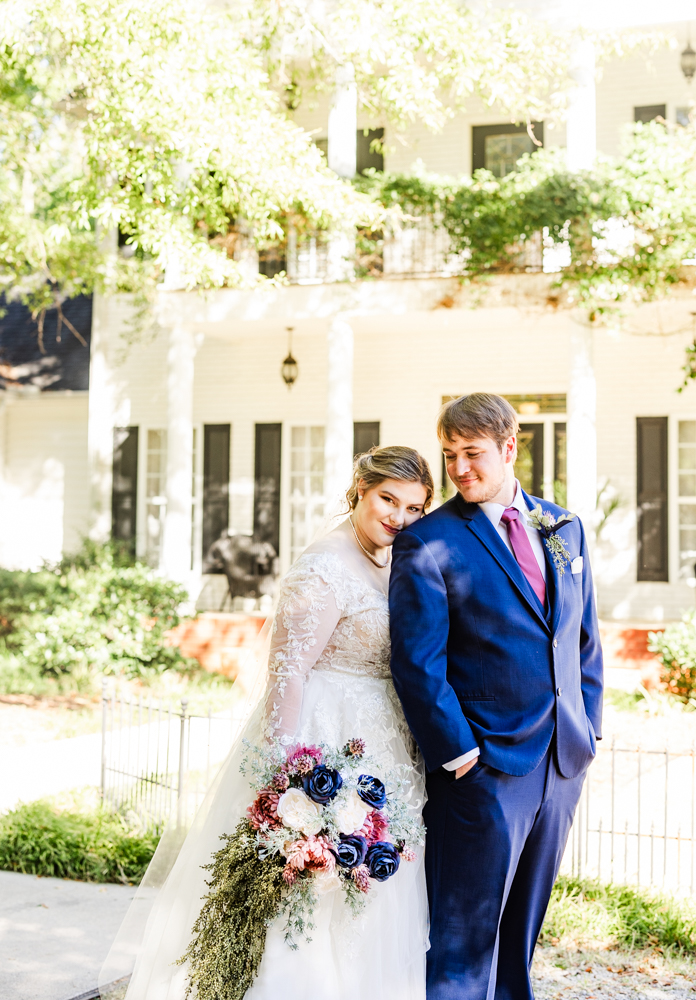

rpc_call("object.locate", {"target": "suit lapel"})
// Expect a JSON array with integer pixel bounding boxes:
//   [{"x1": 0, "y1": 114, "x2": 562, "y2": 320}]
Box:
[
  {"x1": 522, "y1": 490, "x2": 564, "y2": 634},
  {"x1": 458, "y1": 496, "x2": 550, "y2": 633}
]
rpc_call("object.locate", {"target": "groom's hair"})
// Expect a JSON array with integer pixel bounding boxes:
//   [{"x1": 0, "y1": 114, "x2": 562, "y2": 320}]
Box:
[{"x1": 437, "y1": 393, "x2": 518, "y2": 450}]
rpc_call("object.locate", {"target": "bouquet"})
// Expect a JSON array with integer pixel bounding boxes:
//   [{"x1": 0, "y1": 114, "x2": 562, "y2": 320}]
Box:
[{"x1": 180, "y1": 737, "x2": 423, "y2": 1000}]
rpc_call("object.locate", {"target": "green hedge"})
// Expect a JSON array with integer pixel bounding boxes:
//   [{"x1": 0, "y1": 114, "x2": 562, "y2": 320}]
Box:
[
  {"x1": 0, "y1": 541, "x2": 196, "y2": 692},
  {"x1": 0, "y1": 800, "x2": 160, "y2": 884}
]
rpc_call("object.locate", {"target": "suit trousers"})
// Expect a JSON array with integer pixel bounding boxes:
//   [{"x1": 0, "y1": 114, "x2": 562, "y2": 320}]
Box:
[{"x1": 423, "y1": 745, "x2": 586, "y2": 1000}]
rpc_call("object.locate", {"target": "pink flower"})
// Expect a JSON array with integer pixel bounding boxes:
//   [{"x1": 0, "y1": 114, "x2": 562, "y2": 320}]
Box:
[
  {"x1": 351, "y1": 864, "x2": 371, "y2": 893},
  {"x1": 343, "y1": 737, "x2": 366, "y2": 758},
  {"x1": 284, "y1": 835, "x2": 337, "y2": 872},
  {"x1": 247, "y1": 789, "x2": 282, "y2": 830},
  {"x1": 283, "y1": 864, "x2": 298, "y2": 886},
  {"x1": 272, "y1": 771, "x2": 290, "y2": 792},
  {"x1": 400, "y1": 847, "x2": 417, "y2": 863},
  {"x1": 360, "y1": 810, "x2": 389, "y2": 844},
  {"x1": 286, "y1": 744, "x2": 323, "y2": 772}
]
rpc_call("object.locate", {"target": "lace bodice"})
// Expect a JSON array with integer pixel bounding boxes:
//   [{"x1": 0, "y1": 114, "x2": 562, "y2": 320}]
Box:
[{"x1": 266, "y1": 549, "x2": 391, "y2": 740}]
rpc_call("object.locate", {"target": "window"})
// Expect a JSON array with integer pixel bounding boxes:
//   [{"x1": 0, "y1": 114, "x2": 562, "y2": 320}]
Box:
[
  {"x1": 145, "y1": 429, "x2": 166, "y2": 568},
  {"x1": 357, "y1": 129, "x2": 384, "y2": 174},
  {"x1": 290, "y1": 426, "x2": 325, "y2": 563},
  {"x1": 472, "y1": 123, "x2": 543, "y2": 177},
  {"x1": 678, "y1": 420, "x2": 696, "y2": 581},
  {"x1": 112, "y1": 427, "x2": 139, "y2": 554},
  {"x1": 202, "y1": 425, "x2": 230, "y2": 562},
  {"x1": 636, "y1": 417, "x2": 668, "y2": 582},
  {"x1": 554, "y1": 423, "x2": 567, "y2": 507},
  {"x1": 676, "y1": 107, "x2": 691, "y2": 127},
  {"x1": 254, "y1": 424, "x2": 282, "y2": 557},
  {"x1": 354, "y1": 421, "x2": 380, "y2": 458},
  {"x1": 634, "y1": 105, "x2": 666, "y2": 124}
]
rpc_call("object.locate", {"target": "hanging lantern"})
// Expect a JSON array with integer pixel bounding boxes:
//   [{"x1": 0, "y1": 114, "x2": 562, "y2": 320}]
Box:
[
  {"x1": 281, "y1": 326, "x2": 299, "y2": 388},
  {"x1": 681, "y1": 41, "x2": 696, "y2": 83}
]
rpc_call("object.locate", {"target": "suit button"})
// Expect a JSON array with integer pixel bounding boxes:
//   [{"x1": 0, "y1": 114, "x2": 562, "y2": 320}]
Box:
[
  {"x1": 553, "y1": 639, "x2": 558, "y2": 648},
  {"x1": 557, "y1": 687, "x2": 562, "y2": 697}
]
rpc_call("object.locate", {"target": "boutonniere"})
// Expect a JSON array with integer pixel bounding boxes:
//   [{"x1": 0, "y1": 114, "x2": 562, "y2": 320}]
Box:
[{"x1": 527, "y1": 504, "x2": 576, "y2": 574}]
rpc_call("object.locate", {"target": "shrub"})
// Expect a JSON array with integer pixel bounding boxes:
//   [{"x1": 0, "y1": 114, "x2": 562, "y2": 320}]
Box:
[
  {"x1": 543, "y1": 875, "x2": 696, "y2": 955},
  {"x1": 0, "y1": 541, "x2": 197, "y2": 690},
  {"x1": 648, "y1": 612, "x2": 696, "y2": 703},
  {"x1": 0, "y1": 800, "x2": 160, "y2": 884}
]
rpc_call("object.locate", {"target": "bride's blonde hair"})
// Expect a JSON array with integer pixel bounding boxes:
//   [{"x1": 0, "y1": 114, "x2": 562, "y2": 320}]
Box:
[{"x1": 346, "y1": 446, "x2": 434, "y2": 511}]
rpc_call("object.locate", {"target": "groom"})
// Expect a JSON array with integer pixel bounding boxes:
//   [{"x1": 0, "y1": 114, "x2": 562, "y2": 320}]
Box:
[{"x1": 389, "y1": 393, "x2": 603, "y2": 1000}]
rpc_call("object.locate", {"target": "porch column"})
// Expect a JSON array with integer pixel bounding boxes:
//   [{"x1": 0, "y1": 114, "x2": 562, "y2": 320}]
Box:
[
  {"x1": 328, "y1": 64, "x2": 357, "y2": 178},
  {"x1": 566, "y1": 322, "x2": 597, "y2": 538},
  {"x1": 326, "y1": 64, "x2": 357, "y2": 282},
  {"x1": 87, "y1": 291, "x2": 116, "y2": 541},
  {"x1": 161, "y1": 318, "x2": 196, "y2": 584},
  {"x1": 566, "y1": 40, "x2": 596, "y2": 172},
  {"x1": 324, "y1": 315, "x2": 354, "y2": 508}
]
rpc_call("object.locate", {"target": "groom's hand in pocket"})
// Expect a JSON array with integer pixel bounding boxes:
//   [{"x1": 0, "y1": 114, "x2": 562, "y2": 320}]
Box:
[{"x1": 455, "y1": 757, "x2": 478, "y2": 780}]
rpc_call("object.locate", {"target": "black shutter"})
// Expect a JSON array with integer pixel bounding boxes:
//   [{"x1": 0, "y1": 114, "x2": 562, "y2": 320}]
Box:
[
  {"x1": 636, "y1": 417, "x2": 668, "y2": 582},
  {"x1": 353, "y1": 421, "x2": 380, "y2": 458},
  {"x1": 634, "y1": 105, "x2": 666, "y2": 123},
  {"x1": 254, "y1": 424, "x2": 282, "y2": 556},
  {"x1": 112, "y1": 427, "x2": 138, "y2": 553},
  {"x1": 202, "y1": 424, "x2": 230, "y2": 561}
]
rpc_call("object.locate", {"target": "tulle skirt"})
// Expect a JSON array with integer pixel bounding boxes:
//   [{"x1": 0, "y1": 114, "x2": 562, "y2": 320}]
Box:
[{"x1": 113, "y1": 669, "x2": 428, "y2": 1000}]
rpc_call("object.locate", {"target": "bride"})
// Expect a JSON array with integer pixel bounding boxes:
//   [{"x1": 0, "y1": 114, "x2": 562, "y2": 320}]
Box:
[{"x1": 115, "y1": 445, "x2": 433, "y2": 1000}]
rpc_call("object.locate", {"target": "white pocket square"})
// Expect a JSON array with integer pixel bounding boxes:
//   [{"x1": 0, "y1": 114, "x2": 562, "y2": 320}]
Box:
[{"x1": 571, "y1": 556, "x2": 583, "y2": 575}]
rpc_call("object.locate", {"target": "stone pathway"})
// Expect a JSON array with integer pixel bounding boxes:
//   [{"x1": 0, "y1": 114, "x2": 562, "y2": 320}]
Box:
[{"x1": 0, "y1": 870, "x2": 135, "y2": 1000}]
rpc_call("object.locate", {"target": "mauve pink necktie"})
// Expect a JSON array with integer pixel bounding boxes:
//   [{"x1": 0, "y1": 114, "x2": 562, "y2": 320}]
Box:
[{"x1": 500, "y1": 507, "x2": 546, "y2": 608}]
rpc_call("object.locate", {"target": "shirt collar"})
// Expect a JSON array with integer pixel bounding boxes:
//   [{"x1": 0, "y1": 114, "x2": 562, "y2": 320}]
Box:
[{"x1": 478, "y1": 479, "x2": 528, "y2": 529}]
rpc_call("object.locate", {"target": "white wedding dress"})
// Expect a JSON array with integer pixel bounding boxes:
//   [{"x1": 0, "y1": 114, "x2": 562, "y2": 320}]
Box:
[{"x1": 112, "y1": 527, "x2": 428, "y2": 1000}]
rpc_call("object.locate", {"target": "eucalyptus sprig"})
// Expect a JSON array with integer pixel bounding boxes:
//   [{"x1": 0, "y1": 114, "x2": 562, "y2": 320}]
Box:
[{"x1": 527, "y1": 505, "x2": 576, "y2": 575}]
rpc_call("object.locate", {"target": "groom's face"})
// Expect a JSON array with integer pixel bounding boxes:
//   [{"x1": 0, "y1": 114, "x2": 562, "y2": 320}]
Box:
[{"x1": 442, "y1": 432, "x2": 516, "y2": 504}]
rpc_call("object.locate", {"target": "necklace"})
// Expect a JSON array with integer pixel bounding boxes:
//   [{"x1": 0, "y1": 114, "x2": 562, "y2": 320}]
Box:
[{"x1": 349, "y1": 516, "x2": 390, "y2": 569}]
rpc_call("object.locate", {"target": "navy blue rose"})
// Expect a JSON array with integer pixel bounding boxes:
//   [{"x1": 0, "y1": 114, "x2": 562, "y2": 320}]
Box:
[
  {"x1": 302, "y1": 765, "x2": 343, "y2": 804},
  {"x1": 332, "y1": 834, "x2": 368, "y2": 870},
  {"x1": 356, "y1": 774, "x2": 387, "y2": 810},
  {"x1": 365, "y1": 841, "x2": 401, "y2": 882}
]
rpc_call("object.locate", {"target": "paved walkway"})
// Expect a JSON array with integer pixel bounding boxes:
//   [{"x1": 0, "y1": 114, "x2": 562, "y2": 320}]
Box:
[{"x1": 0, "y1": 871, "x2": 135, "y2": 1000}]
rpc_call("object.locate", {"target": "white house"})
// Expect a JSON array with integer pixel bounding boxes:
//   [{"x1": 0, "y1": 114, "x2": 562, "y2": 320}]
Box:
[{"x1": 2, "y1": 15, "x2": 696, "y2": 636}]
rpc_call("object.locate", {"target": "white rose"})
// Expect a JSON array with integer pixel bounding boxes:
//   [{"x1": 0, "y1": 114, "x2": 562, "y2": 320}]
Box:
[
  {"x1": 276, "y1": 787, "x2": 323, "y2": 835},
  {"x1": 313, "y1": 868, "x2": 341, "y2": 896},
  {"x1": 334, "y1": 788, "x2": 369, "y2": 836}
]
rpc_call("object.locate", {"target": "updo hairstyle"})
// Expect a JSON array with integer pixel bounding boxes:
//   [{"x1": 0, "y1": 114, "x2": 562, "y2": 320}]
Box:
[{"x1": 346, "y1": 446, "x2": 434, "y2": 512}]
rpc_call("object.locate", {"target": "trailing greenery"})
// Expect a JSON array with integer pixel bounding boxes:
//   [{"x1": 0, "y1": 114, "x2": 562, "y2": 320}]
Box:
[
  {"x1": 648, "y1": 612, "x2": 696, "y2": 704},
  {"x1": 358, "y1": 120, "x2": 696, "y2": 322},
  {"x1": 0, "y1": 799, "x2": 160, "y2": 884},
  {"x1": 543, "y1": 875, "x2": 696, "y2": 955},
  {"x1": 179, "y1": 819, "x2": 287, "y2": 1000},
  {"x1": 0, "y1": 541, "x2": 196, "y2": 693}
]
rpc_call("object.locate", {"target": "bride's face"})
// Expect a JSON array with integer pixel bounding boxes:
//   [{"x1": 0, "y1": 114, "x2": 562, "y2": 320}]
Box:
[{"x1": 354, "y1": 478, "x2": 428, "y2": 549}]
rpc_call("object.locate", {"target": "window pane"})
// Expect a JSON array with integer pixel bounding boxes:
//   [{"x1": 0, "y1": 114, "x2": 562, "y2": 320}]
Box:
[
  {"x1": 484, "y1": 133, "x2": 534, "y2": 178},
  {"x1": 680, "y1": 473, "x2": 696, "y2": 497},
  {"x1": 679, "y1": 420, "x2": 696, "y2": 443},
  {"x1": 290, "y1": 426, "x2": 326, "y2": 562},
  {"x1": 679, "y1": 504, "x2": 696, "y2": 526},
  {"x1": 292, "y1": 426, "x2": 306, "y2": 447},
  {"x1": 679, "y1": 448, "x2": 696, "y2": 470}
]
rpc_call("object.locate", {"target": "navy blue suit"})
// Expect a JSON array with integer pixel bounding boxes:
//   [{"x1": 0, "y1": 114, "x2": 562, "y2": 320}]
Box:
[{"x1": 389, "y1": 491, "x2": 603, "y2": 999}]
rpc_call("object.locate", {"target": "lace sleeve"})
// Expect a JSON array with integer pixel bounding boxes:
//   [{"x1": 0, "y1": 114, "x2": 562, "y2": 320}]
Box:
[{"x1": 265, "y1": 556, "x2": 342, "y2": 742}]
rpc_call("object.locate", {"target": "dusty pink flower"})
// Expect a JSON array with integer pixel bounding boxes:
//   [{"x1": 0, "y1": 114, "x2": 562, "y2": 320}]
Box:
[
  {"x1": 343, "y1": 737, "x2": 366, "y2": 758},
  {"x1": 272, "y1": 771, "x2": 290, "y2": 792},
  {"x1": 286, "y1": 744, "x2": 323, "y2": 772},
  {"x1": 360, "y1": 809, "x2": 389, "y2": 844},
  {"x1": 247, "y1": 789, "x2": 282, "y2": 830},
  {"x1": 282, "y1": 864, "x2": 298, "y2": 886},
  {"x1": 400, "y1": 847, "x2": 417, "y2": 863},
  {"x1": 285, "y1": 835, "x2": 337, "y2": 872},
  {"x1": 351, "y1": 864, "x2": 371, "y2": 893}
]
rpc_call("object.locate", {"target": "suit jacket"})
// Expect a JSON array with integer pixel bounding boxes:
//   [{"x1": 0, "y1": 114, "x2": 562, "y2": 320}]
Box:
[{"x1": 388, "y1": 490, "x2": 603, "y2": 779}]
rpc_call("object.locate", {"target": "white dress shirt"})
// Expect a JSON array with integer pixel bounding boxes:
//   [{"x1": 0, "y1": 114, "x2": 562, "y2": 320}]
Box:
[{"x1": 443, "y1": 480, "x2": 545, "y2": 772}]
